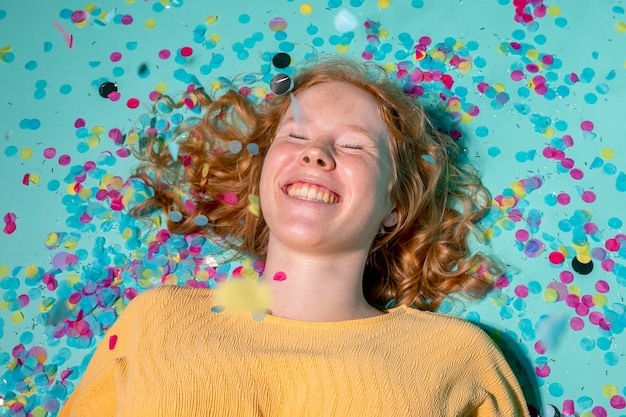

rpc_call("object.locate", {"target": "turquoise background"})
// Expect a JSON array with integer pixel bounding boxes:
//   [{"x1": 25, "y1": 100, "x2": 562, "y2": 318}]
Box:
[{"x1": 1, "y1": 1, "x2": 626, "y2": 416}]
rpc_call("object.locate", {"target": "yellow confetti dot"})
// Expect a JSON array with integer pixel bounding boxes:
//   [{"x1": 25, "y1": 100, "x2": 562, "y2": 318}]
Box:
[
  {"x1": 448, "y1": 98, "x2": 462, "y2": 112},
  {"x1": 542, "y1": 126, "x2": 555, "y2": 138},
  {"x1": 300, "y1": 4, "x2": 313, "y2": 14},
  {"x1": 215, "y1": 280, "x2": 272, "y2": 314},
  {"x1": 64, "y1": 238, "x2": 79, "y2": 251},
  {"x1": 0, "y1": 265, "x2": 9, "y2": 278},
  {"x1": 39, "y1": 299, "x2": 54, "y2": 313},
  {"x1": 126, "y1": 132, "x2": 140, "y2": 144},
  {"x1": 379, "y1": 28, "x2": 389, "y2": 39},
  {"x1": 145, "y1": 18, "x2": 158, "y2": 29},
  {"x1": 121, "y1": 227, "x2": 134, "y2": 240},
  {"x1": 78, "y1": 187, "x2": 92, "y2": 200},
  {"x1": 208, "y1": 33, "x2": 221, "y2": 44},
  {"x1": 66, "y1": 183, "x2": 78, "y2": 195},
  {"x1": 160, "y1": 0, "x2": 170, "y2": 5},
  {"x1": 0, "y1": 301, "x2": 8, "y2": 310},
  {"x1": 91, "y1": 125, "x2": 105, "y2": 135},
  {"x1": 430, "y1": 50, "x2": 445, "y2": 61},
  {"x1": 248, "y1": 194, "x2": 260, "y2": 216},
  {"x1": 11, "y1": 311, "x2": 24, "y2": 324},
  {"x1": 602, "y1": 385, "x2": 618, "y2": 398},
  {"x1": 67, "y1": 273, "x2": 80, "y2": 285},
  {"x1": 568, "y1": 284, "x2": 581, "y2": 297},
  {"x1": 75, "y1": 20, "x2": 87, "y2": 28},
  {"x1": 460, "y1": 113, "x2": 473, "y2": 124},
  {"x1": 525, "y1": 49, "x2": 539, "y2": 61},
  {"x1": 378, "y1": 0, "x2": 390, "y2": 8},
  {"x1": 600, "y1": 147, "x2": 615, "y2": 160},
  {"x1": 336, "y1": 44, "x2": 349, "y2": 54},
  {"x1": 20, "y1": 148, "x2": 33, "y2": 159},
  {"x1": 616, "y1": 22, "x2": 626, "y2": 33},
  {"x1": 543, "y1": 288, "x2": 558, "y2": 303},
  {"x1": 490, "y1": 293, "x2": 508, "y2": 307},
  {"x1": 575, "y1": 253, "x2": 592, "y2": 264},
  {"x1": 87, "y1": 135, "x2": 100, "y2": 148},
  {"x1": 84, "y1": 3, "x2": 97, "y2": 13},
  {"x1": 28, "y1": 173, "x2": 40, "y2": 185},
  {"x1": 458, "y1": 61, "x2": 472, "y2": 73},
  {"x1": 482, "y1": 228, "x2": 495, "y2": 240},
  {"x1": 31, "y1": 406, "x2": 47, "y2": 417},
  {"x1": 205, "y1": 15, "x2": 218, "y2": 24},
  {"x1": 210, "y1": 81, "x2": 222, "y2": 91},
  {"x1": 547, "y1": 5, "x2": 561, "y2": 16},
  {"x1": 592, "y1": 293, "x2": 607, "y2": 307},
  {"x1": 24, "y1": 264, "x2": 40, "y2": 279},
  {"x1": 493, "y1": 82, "x2": 506, "y2": 93},
  {"x1": 125, "y1": 0, "x2": 135, "y2": 3}
]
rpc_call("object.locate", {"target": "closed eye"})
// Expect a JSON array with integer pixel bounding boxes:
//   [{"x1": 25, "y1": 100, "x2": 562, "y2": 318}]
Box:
[
  {"x1": 340, "y1": 144, "x2": 363, "y2": 150},
  {"x1": 289, "y1": 132, "x2": 308, "y2": 140}
]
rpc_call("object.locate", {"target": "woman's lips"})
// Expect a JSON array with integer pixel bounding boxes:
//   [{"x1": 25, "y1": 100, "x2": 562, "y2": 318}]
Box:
[{"x1": 284, "y1": 182, "x2": 339, "y2": 204}]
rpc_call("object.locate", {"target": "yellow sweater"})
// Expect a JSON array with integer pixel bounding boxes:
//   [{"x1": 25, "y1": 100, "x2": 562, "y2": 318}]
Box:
[{"x1": 58, "y1": 285, "x2": 529, "y2": 417}]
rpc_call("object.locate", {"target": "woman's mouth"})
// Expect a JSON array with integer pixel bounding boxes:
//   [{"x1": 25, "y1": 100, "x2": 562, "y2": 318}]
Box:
[{"x1": 285, "y1": 183, "x2": 339, "y2": 204}]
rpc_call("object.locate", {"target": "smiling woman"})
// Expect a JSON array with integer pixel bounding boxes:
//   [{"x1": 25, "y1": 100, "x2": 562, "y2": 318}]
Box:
[{"x1": 58, "y1": 56, "x2": 531, "y2": 416}]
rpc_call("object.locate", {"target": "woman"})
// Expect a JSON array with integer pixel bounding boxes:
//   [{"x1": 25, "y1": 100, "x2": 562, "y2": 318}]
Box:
[{"x1": 58, "y1": 57, "x2": 530, "y2": 416}]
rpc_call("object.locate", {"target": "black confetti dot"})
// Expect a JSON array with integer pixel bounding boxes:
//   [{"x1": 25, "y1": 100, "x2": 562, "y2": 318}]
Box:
[
  {"x1": 572, "y1": 256, "x2": 593, "y2": 275},
  {"x1": 272, "y1": 52, "x2": 291, "y2": 69},
  {"x1": 270, "y1": 73, "x2": 293, "y2": 95},
  {"x1": 98, "y1": 82, "x2": 117, "y2": 98}
]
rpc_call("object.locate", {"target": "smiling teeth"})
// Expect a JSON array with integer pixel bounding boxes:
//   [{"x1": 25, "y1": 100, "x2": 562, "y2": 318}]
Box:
[{"x1": 287, "y1": 183, "x2": 337, "y2": 203}]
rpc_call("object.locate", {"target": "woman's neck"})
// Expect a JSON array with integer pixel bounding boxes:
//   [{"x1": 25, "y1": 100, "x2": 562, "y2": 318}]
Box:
[{"x1": 262, "y1": 240, "x2": 383, "y2": 322}]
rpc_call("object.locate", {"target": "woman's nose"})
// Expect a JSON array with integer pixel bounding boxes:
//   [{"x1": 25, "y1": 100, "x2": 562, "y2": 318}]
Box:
[{"x1": 301, "y1": 145, "x2": 335, "y2": 169}]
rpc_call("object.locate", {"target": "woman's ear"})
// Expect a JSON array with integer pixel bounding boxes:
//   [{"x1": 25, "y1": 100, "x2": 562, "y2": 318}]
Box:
[{"x1": 382, "y1": 208, "x2": 399, "y2": 228}]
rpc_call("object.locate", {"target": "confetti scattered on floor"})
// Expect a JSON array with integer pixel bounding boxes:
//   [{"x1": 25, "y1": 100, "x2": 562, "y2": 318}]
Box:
[{"x1": 1, "y1": 2, "x2": 625, "y2": 416}]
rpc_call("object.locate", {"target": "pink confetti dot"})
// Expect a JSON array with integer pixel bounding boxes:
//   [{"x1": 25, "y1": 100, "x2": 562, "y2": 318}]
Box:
[
  {"x1": 108, "y1": 91, "x2": 121, "y2": 101},
  {"x1": 581, "y1": 190, "x2": 596, "y2": 202},
  {"x1": 109, "y1": 334, "x2": 118, "y2": 350},
  {"x1": 526, "y1": 63, "x2": 539, "y2": 73},
  {"x1": 575, "y1": 303, "x2": 588, "y2": 317},
  {"x1": 43, "y1": 147, "x2": 56, "y2": 158},
  {"x1": 510, "y1": 70, "x2": 525, "y2": 81},
  {"x1": 269, "y1": 17, "x2": 288, "y2": 32},
  {"x1": 116, "y1": 148, "x2": 131, "y2": 158},
  {"x1": 580, "y1": 120, "x2": 594, "y2": 131},
  {"x1": 58, "y1": 155, "x2": 71, "y2": 166},
  {"x1": 121, "y1": 15, "x2": 133, "y2": 25},
  {"x1": 159, "y1": 49, "x2": 171, "y2": 59},
  {"x1": 589, "y1": 311, "x2": 603, "y2": 325},
  {"x1": 556, "y1": 193, "x2": 570, "y2": 205},
  {"x1": 541, "y1": 54, "x2": 553, "y2": 65},
  {"x1": 110, "y1": 52, "x2": 122, "y2": 62},
  {"x1": 273, "y1": 271, "x2": 287, "y2": 281},
  {"x1": 559, "y1": 271, "x2": 574, "y2": 284},
  {"x1": 582, "y1": 294, "x2": 595, "y2": 307},
  {"x1": 534, "y1": 341, "x2": 546, "y2": 354},
  {"x1": 610, "y1": 395, "x2": 626, "y2": 409},
  {"x1": 535, "y1": 363, "x2": 551, "y2": 378},
  {"x1": 74, "y1": 118, "x2": 86, "y2": 128},
  {"x1": 108, "y1": 128, "x2": 123, "y2": 145},
  {"x1": 548, "y1": 251, "x2": 565, "y2": 264},
  {"x1": 532, "y1": 75, "x2": 546, "y2": 86},
  {"x1": 560, "y1": 158, "x2": 574, "y2": 169},
  {"x1": 184, "y1": 199, "x2": 196, "y2": 213},
  {"x1": 605, "y1": 238, "x2": 619, "y2": 251},
  {"x1": 83, "y1": 161, "x2": 96, "y2": 171},
  {"x1": 127, "y1": 98, "x2": 140, "y2": 109},
  {"x1": 514, "y1": 285, "x2": 529, "y2": 298},
  {"x1": 570, "y1": 316, "x2": 585, "y2": 330},
  {"x1": 71, "y1": 10, "x2": 87, "y2": 23},
  {"x1": 218, "y1": 192, "x2": 238, "y2": 206},
  {"x1": 562, "y1": 135, "x2": 574, "y2": 147},
  {"x1": 418, "y1": 36, "x2": 432, "y2": 45},
  {"x1": 591, "y1": 406, "x2": 607, "y2": 417},
  {"x1": 534, "y1": 84, "x2": 547, "y2": 95},
  {"x1": 565, "y1": 294, "x2": 579, "y2": 308},
  {"x1": 515, "y1": 229, "x2": 529, "y2": 242},
  {"x1": 180, "y1": 46, "x2": 193, "y2": 57},
  {"x1": 570, "y1": 168, "x2": 584, "y2": 180}
]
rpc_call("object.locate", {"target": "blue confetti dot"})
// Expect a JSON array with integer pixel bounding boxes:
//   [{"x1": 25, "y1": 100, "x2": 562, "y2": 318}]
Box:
[
  {"x1": 608, "y1": 217, "x2": 623, "y2": 229},
  {"x1": 126, "y1": 41, "x2": 138, "y2": 50},
  {"x1": 487, "y1": 147, "x2": 501, "y2": 157},
  {"x1": 328, "y1": 0, "x2": 342, "y2": 8},
  {"x1": 350, "y1": 0, "x2": 364, "y2": 6},
  {"x1": 584, "y1": 93, "x2": 597, "y2": 104},
  {"x1": 528, "y1": 281, "x2": 542, "y2": 294},
  {"x1": 596, "y1": 83, "x2": 609, "y2": 94},
  {"x1": 152, "y1": 3, "x2": 165, "y2": 12},
  {"x1": 475, "y1": 126, "x2": 489, "y2": 137},
  {"x1": 307, "y1": 24, "x2": 318, "y2": 35},
  {"x1": 0, "y1": 9, "x2": 6, "y2": 19},
  {"x1": 4, "y1": 145, "x2": 17, "y2": 157},
  {"x1": 112, "y1": 67, "x2": 124, "y2": 77},
  {"x1": 239, "y1": 13, "x2": 250, "y2": 24},
  {"x1": 603, "y1": 163, "x2": 617, "y2": 175},
  {"x1": 25, "y1": 60, "x2": 37, "y2": 71},
  {"x1": 512, "y1": 29, "x2": 525, "y2": 40},
  {"x1": 580, "y1": 337, "x2": 595, "y2": 351},
  {"x1": 34, "y1": 90, "x2": 46, "y2": 100},
  {"x1": 554, "y1": 17, "x2": 568, "y2": 28},
  {"x1": 605, "y1": 352, "x2": 619, "y2": 366},
  {"x1": 47, "y1": 180, "x2": 60, "y2": 191},
  {"x1": 60, "y1": 84, "x2": 72, "y2": 95},
  {"x1": 548, "y1": 383, "x2": 564, "y2": 397},
  {"x1": 312, "y1": 37, "x2": 324, "y2": 47},
  {"x1": 614, "y1": 6, "x2": 625, "y2": 13}
]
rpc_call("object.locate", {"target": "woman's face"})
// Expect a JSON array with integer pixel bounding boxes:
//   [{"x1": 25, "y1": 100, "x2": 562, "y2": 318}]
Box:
[{"x1": 259, "y1": 81, "x2": 396, "y2": 255}]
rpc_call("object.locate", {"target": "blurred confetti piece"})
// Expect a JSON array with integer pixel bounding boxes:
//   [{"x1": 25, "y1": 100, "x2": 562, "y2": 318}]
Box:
[
  {"x1": 248, "y1": 194, "x2": 260, "y2": 216},
  {"x1": 333, "y1": 9, "x2": 358, "y2": 32},
  {"x1": 168, "y1": 141, "x2": 180, "y2": 161},
  {"x1": 290, "y1": 93, "x2": 303, "y2": 125},
  {"x1": 217, "y1": 192, "x2": 238, "y2": 206},
  {"x1": 53, "y1": 20, "x2": 73, "y2": 48},
  {"x1": 536, "y1": 311, "x2": 569, "y2": 350}
]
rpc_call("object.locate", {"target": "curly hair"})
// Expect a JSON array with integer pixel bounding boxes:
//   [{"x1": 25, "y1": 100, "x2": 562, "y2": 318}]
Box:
[{"x1": 130, "y1": 56, "x2": 501, "y2": 311}]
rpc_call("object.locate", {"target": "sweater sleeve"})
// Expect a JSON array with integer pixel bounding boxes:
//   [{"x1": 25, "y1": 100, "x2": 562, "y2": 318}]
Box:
[
  {"x1": 56, "y1": 288, "x2": 152, "y2": 417},
  {"x1": 463, "y1": 328, "x2": 531, "y2": 417}
]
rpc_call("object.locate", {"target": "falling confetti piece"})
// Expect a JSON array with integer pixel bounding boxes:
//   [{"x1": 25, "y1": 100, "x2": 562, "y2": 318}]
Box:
[
  {"x1": 333, "y1": 9, "x2": 358, "y2": 32},
  {"x1": 248, "y1": 194, "x2": 260, "y2": 216}
]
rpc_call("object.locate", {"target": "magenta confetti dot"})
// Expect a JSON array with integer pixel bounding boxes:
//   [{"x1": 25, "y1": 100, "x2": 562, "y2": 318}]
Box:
[
  {"x1": 110, "y1": 52, "x2": 122, "y2": 62},
  {"x1": 570, "y1": 316, "x2": 585, "y2": 330},
  {"x1": 591, "y1": 406, "x2": 607, "y2": 417},
  {"x1": 514, "y1": 285, "x2": 529, "y2": 298},
  {"x1": 58, "y1": 155, "x2": 71, "y2": 166},
  {"x1": 159, "y1": 49, "x2": 171, "y2": 59},
  {"x1": 108, "y1": 128, "x2": 123, "y2": 144},
  {"x1": 570, "y1": 168, "x2": 584, "y2": 180},
  {"x1": 84, "y1": 161, "x2": 96, "y2": 171},
  {"x1": 510, "y1": 70, "x2": 525, "y2": 81},
  {"x1": 596, "y1": 280, "x2": 610, "y2": 293},
  {"x1": 582, "y1": 294, "x2": 595, "y2": 307},
  {"x1": 565, "y1": 294, "x2": 579, "y2": 308},
  {"x1": 581, "y1": 120, "x2": 594, "y2": 131},
  {"x1": 589, "y1": 311, "x2": 603, "y2": 325},
  {"x1": 515, "y1": 229, "x2": 530, "y2": 242},
  {"x1": 581, "y1": 190, "x2": 596, "y2": 202},
  {"x1": 184, "y1": 199, "x2": 196, "y2": 213},
  {"x1": 561, "y1": 158, "x2": 574, "y2": 169},
  {"x1": 71, "y1": 10, "x2": 87, "y2": 23},
  {"x1": 116, "y1": 148, "x2": 130, "y2": 157},
  {"x1": 562, "y1": 135, "x2": 574, "y2": 147},
  {"x1": 559, "y1": 271, "x2": 574, "y2": 284},
  {"x1": 606, "y1": 238, "x2": 620, "y2": 251},
  {"x1": 108, "y1": 91, "x2": 121, "y2": 101},
  {"x1": 611, "y1": 396, "x2": 626, "y2": 409},
  {"x1": 127, "y1": 98, "x2": 140, "y2": 109},
  {"x1": 535, "y1": 363, "x2": 551, "y2": 377},
  {"x1": 43, "y1": 147, "x2": 56, "y2": 158},
  {"x1": 273, "y1": 271, "x2": 287, "y2": 281},
  {"x1": 180, "y1": 46, "x2": 193, "y2": 57},
  {"x1": 541, "y1": 54, "x2": 554, "y2": 65},
  {"x1": 532, "y1": 75, "x2": 546, "y2": 86},
  {"x1": 556, "y1": 193, "x2": 570, "y2": 205},
  {"x1": 74, "y1": 118, "x2": 86, "y2": 128},
  {"x1": 534, "y1": 341, "x2": 546, "y2": 354},
  {"x1": 121, "y1": 14, "x2": 133, "y2": 25}
]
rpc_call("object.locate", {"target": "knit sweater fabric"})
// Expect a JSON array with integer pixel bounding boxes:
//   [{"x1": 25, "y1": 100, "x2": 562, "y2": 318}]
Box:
[{"x1": 58, "y1": 285, "x2": 529, "y2": 417}]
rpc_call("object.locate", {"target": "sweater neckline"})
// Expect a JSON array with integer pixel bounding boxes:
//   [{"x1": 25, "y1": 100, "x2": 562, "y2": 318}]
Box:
[{"x1": 260, "y1": 304, "x2": 408, "y2": 329}]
